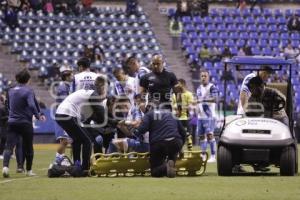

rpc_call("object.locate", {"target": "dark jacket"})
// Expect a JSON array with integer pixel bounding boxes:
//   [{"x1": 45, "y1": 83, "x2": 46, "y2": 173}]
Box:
[
  {"x1": 135, "y1": 109, "x2": 186, "y2": 144},
  {"x1": 7, "y1": 84, "x2": 41, "y2": 124}
]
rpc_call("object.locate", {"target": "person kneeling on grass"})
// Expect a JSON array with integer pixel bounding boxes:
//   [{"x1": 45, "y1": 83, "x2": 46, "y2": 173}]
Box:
[{"x1": 133, "y1": 105, "x2": 186, "y2": 178}]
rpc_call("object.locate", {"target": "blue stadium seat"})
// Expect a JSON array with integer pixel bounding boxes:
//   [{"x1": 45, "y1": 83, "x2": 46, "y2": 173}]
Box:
[{"x1": 269, "y1": 40, "x2": 279, "y2": 48}]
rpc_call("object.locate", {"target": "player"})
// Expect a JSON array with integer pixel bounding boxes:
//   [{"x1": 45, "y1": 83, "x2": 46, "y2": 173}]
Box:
[
  {"x1": 237, "y1": 66, "x2": 272, "y2": 115},
  {"x1": 72, "y1": 57, "x2": 99, "y2": 91},
  {"x1": 196, "y1": 70, "x2": 218, "y2": 163}
]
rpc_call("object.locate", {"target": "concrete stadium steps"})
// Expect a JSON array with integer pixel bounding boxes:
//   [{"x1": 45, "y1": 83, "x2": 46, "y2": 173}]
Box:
[{"x1": 0, "y1": 43, "x2": 54, "y2": 107}]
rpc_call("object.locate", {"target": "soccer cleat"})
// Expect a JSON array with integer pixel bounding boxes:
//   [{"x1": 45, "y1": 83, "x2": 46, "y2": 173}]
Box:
[
  {"x1": 166, "y1": 160, "x2": 176, "y2": 178},
  {"x1": 54, "y1": 153, "x2": 64, "y2": 164},
  {"x1": 26, "y1": 170, "x2": 37, "y2": 177},
  {"x1": 2, "y1": 167, "x2": 9, "y2": 178},
  {"x1": 16, "y1": 168, "x2": 25, "y2": 173},
  {"x1": 200, "y1": 153, "x2": 207, "y2": 161},
  {"x1": 207, "y1": 155, "x2": 216, "y2": 163}
]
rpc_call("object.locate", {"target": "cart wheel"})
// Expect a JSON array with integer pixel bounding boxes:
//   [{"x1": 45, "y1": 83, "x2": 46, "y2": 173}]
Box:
[
  {"x1": 217, "y1": 145, "x2": 232, "y2": 176},
  {"x1": 280, "y1": 146, "x2": 296, "y2": 176}
]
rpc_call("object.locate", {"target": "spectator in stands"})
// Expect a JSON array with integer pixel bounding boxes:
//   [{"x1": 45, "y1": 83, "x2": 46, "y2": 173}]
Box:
[
  {"x1": 124, "y1": 56, "x2": 151, "y2": 94},
  {"x1": 83, "y1": 43, "x2": 105, "y2": 64},
  {"x1": 210, "y1": 47, "x2": 222, "y2": 61},
  {"x1": 72, "y1": 57, "x2": 99, "y2": 91},
  {"x1": 244, "y1": 45, "x2": 253, "y2": 56},
  {"x1": 200, "y1": 0, "x2": 209, "y2": 17},
  {"x1": 53, "y1": 65, "x2": 73, "y2": 164},
  {"x1": 29, "y1": 0, "x2": 43, "y2": 10},
  {"x1": 249, "y1": 0, "x2": 263, "y2": 12},
  {"x1": 4, "y1": 5, "x2": 19, "y2": 28},
  {"x1": 221, "y1": 46, "x2": 232, "y2": 60},
  {"x1": 2, "y1": 69, "x2": 46, "y2": 178},
  {"x1": 126, "y1": 0, "x2": 138, "y2": 16},
  {"x1": 81, "y1": 0, "x2": 96, "y2": 14},
  {"x1": 199, "y1": 44, "x2": 211, "y2": 62},
  {"x1": 43, "y1": 0, "x2": 54, "y2": 13},
  {"x1": 169, "y1": 17, "x2": 183, "y2": 50},
  {"x1": 93, "y1": 42, "x2": 105, "y2": 63},
  {"x1": 52, "y1": 0, "x2": 68, "y2": 14},
  {"x1": 140, "y1": 54, "x2": 178, "y2": 108},
  {"x1": 66, "y1": 0, "x2": 79, "y2": 15},
  {"x1": 113, "y1": 68, "x2": 136, "y2": 105},
  {"x1": 237, "y1": 0, "x2": 247, "y2": 11},
  {"x1": 237, "y1": 47, "x2": 246, "y2": 56},
  {"x1": 287, "y1": 14, "x2": 300, "y2": 32},
  {"x1": 284, "y1": 43, "x2": 299, "y2": 59},
  {"x1": 176, "y1": 0, "x2": 190, "y2": 18},
  {"x1": 133, "y1": 105, "x2": 186, "y2": 178}
]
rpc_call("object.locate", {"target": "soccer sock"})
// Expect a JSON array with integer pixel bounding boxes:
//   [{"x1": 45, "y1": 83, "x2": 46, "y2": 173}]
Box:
[
  {"x1": 200, "y1": 139, "x2": 208, "y2": 153},
  {"x1": 208, "y1": 138, "x2": 216, "y2": 155},
  {"x1": 56, "y1": 152, "x2": 64, "y2": 157}
]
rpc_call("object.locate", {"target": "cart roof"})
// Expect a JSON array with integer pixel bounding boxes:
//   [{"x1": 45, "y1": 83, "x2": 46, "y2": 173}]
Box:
[{"x1": 225, "y1": 56, "x2": 295, "y2": 65}]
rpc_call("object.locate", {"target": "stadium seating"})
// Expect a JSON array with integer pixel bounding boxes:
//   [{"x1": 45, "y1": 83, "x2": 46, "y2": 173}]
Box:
[
  {"x1": 179, "y1": 8, "x2": 300, "y2": 111},
  {"x1": 0, "y1": 7, "x2": 162, "y2": 80}
]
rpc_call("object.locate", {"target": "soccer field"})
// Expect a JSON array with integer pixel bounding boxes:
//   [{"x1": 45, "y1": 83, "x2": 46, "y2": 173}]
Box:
[{"x1": 0, "y1": 144, "x2": 299, "y2": 200}]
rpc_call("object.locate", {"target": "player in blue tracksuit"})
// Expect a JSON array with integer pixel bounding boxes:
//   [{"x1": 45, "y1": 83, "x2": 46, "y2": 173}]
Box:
[{"x1": 2, "y1": 69, "x2": 46, "y2": 178}]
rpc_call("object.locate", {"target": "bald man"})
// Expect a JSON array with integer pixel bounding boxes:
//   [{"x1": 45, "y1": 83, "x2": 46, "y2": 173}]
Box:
[{"x1": 140, "y1": 55, "x2": 178, "y2": 108}]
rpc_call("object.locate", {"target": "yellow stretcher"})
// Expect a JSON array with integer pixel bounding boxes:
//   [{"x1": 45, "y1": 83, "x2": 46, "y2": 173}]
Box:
[{"x1": 90, "y1": 151, "x2": 208, "y2": 177}]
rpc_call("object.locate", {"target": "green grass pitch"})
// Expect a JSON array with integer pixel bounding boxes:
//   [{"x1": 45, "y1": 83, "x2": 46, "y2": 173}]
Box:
[{"x1": 0, "y1": 144, "x2": 300, "y2": 200}]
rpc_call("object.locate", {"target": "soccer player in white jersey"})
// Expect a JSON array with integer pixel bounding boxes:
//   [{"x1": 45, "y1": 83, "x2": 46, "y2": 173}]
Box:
[
  {"x1": 72, "y1": 57, "x2": 99, "y2": 91},
  {"x1": 196, "y1": 70, "x2": 218, "y2": 163},
  {"x1": 124, "y1": 56, "x2": 151, "y2": 94},
  {"x1": 237, "y1": 66, "x2": 272, "y2": 115},
  {"x1": 113, "y1": 68, "x2": 136, "y2": 105}
]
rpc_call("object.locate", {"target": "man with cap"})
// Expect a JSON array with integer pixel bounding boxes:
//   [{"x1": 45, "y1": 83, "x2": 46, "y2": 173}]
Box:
[{"x1": 72, "y1": 57, "x2": 99, "y2": 92}]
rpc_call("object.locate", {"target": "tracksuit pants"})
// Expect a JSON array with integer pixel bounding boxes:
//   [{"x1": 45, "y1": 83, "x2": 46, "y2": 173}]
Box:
[
  {"x1": 150, "y1": 138, "x2": 183, "y2": 177},
  {"x1": 55, "y1": 114, "x2": 92, "y2": 171},
  {"x1": 3, "y1": 122, "x2": 33, "y2": 171}
]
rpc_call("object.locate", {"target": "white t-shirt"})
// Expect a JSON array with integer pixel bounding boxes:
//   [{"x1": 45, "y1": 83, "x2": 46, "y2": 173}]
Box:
[
  {"x1": 73, "y1": 71, "x2": 99, "y2": 91},
  {"x1": 56, "y1": 89, "x2": 94, "y2": 121},
  {"x1": 125, "y1": 76, "x2": 136, "y2": 105},
  {"x1": 135, "y1": 66, "x2": 151, "y2": 94},
  {"x1": 237, "y1": 73, "x2": 256, "y2": 115}
]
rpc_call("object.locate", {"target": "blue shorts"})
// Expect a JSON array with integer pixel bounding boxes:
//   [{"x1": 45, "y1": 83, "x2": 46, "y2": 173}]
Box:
[
  {"x1": 54, "y1": 121, "x2": 70, "y2": 140},
  {"x1": 197, "y1": 119, "x2": 215, "y2": 136},
  {"x1": 127, "y1": 139, "x2": 149, "y2": 153}
]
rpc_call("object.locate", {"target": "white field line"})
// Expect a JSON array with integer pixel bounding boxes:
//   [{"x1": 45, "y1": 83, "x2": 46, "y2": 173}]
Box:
[{"x1": 0, "y1": 176, "x2": 38, "y2": 184}]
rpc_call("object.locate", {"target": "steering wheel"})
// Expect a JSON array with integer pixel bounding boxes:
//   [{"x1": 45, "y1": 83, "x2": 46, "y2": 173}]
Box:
[{"x1": 262, "y1": 92, "x2": 285, "y2": 112}]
